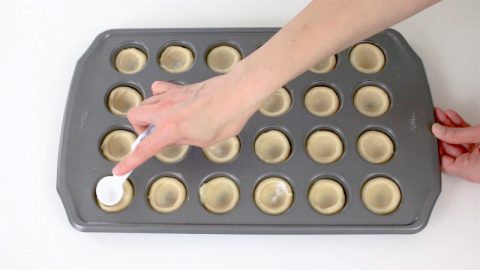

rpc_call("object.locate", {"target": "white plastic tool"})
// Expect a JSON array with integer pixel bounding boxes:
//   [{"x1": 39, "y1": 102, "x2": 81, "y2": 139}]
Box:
[{"x1": 96, "y1": 125, "x2": 156, "y2": 206}]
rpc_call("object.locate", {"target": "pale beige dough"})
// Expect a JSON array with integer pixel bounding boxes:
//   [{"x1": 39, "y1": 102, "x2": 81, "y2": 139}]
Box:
[
  {"x1": 357, "y1": 131, "x2": 394, "y2": 164},
  {"x1": 306, "y1": 131, "x2": 343, "y2": 164},
  {"x1": 115, "y1": 48, "x2": 147, "y2": 74},
  {"x1": 203, "y1": 137, "x2": 240, "y2": 163},
  {"x1": 308, "y1": 179, "x2": 345, "y2": 215},
  {"x1": 254, "y1": 177, "x2": 293, "y2": 215},
  {"x1": 309, "y1": 55, "x2": 337, "y2": 74},
  {"x1": 97, "y1": 180, "x2": 134, "y2": 213},
  {"x1": 350, "y1": 43, "x2": 385, "y2": 74},
  {"x1": 107, "y1": 86, "x2": 143, "y2": 116},
  {"x1": 207, "y1": 45, "x2": 241, "y2": 73},
  {"x1": 199, "y1": 177, "x2": 240, "y2": 214},
  {"x1": 254, "y1": 130, "x2": 291, "y2": 164},
  {"x1": 362, "y1": 177, "x2": 401, "y2": 215},
  {"x1": 159, "y1": 45, "x2": 194, "y2": 73},
  {"x1": 148, "y1": 177, "x2": 186, "y2": 213},
  {"x1": 101, "y1": 130, "x2": 137, "y2": 163},
  {"x1": 155, "y1": 145, "x2": 189, "y2": 163},
  {"x1": 304, "y1": 86, "x2": 339, "y2": 117},
  {"x1": 259, "y1": 87, "x2": 291, "y2": 117},
  {"x1": 354, "y1": 86, "x2": 390, "y2": 117}
]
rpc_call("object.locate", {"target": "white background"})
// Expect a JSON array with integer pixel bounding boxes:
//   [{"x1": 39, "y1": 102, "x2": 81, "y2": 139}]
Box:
[{"x1": 1, "y1": 0, "x2": 479, "y2": 269}]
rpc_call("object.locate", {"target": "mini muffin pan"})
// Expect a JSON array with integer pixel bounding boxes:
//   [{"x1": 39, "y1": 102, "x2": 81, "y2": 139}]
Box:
[{"x1": 57, "y1": 28, "x2": 441, "y2": 234}]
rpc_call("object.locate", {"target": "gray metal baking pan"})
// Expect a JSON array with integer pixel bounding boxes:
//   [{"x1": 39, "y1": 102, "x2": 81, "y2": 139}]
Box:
[{"x1": 57, "y1": 28, "x2": 441, "y2": 234}]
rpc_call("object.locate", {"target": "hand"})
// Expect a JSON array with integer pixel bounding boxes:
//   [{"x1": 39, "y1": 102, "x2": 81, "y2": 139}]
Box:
[
  {"x1": 112, "y1": 73, "x2": 262, "y2": 176},
  {"x1": 432, "y1": 108, "x2": 480, "y2": 183}
]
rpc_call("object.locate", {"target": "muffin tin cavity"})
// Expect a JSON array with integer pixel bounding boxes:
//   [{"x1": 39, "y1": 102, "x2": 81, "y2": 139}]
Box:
[
  {"x1": 97, "y1": 180, "x2": 134, "y2": 213},
  {"x1": 101, "y1": 129, "x2": 137, "y2": 163},
  {"x1": 159, "y1": 45, "x2": 195, "y2": 73},
  {"x1": 155, "y1": 145, "x2": 189, "y2": 164},
  {"x1": 254, "y1": 130, "x2": 291, "y2": 164},
  {"x1": 354, "y1": 85, "x2": 390, "y2": 117},
  {"x1": 304, "y1": 86, "x2": 340, "y2": 117},
  {"x1": 206, "y1": 45, "x2": 242, "y2": 73},
  {"x1": 254, "y1": 177, "x2": 293, "y2": 215},
  {"x1": 114, "y1": 47, "x2": 148, "y2": 74},
  {"x1": 362, "y1": 177, "x2": 401, "y2": 215},
  {"x1": 107, "y1": 86, "x2": 143, "y2": 116},
  {"x1": 309, "y1": 55, "x2": 337, "y2": 74},
  {"x1": 308, "y1": 179, "x2": 346, "y2": 215},
  {"x1": 306, "y1": 130, "x2": 344, "y2": 164},
  {"x1": 148, "y1": 176, "x2": 187, "y2": 213},
  {"x1": 203, "y1": 137, "x2": 240, "y2": 163},
  {"x1": 357, "y1": 130, "x2": 395, "y2": 164},
  {"x1": 259, "y1": 87, "x2": 291, "y2": 117},
  {"x1": 199, "y1": 177, "x2": 240, "y2": 214},
  {"x1": 350, "y1": 43, "x2": 385, "y2": 74}
]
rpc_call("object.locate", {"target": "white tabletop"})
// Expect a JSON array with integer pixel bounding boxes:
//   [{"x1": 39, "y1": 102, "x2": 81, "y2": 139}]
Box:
[{"x1": 1, "y1": 0, "x2": 479, "y2": 269}]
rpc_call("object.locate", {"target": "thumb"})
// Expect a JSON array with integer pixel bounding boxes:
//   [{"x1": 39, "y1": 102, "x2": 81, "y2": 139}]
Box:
[
  {"x1": 432, "y1": 123, "x2": 480, "y2": 144},
  {"x1": 151, "y1": 81, "x2": 181, "y2": 95}
]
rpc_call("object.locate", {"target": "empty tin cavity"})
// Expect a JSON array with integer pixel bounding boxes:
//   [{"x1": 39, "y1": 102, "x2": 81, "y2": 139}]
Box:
[
  {"x1": 159, "y1": 45, "x2": 194, "y2": 73},
  {"x1": 254, "y1": 130, "x2": 291, "y2": 164},
  {"x1": 107, "y1": 86, "x2": 143, "y2": 116},
  {"x1": 203, "y1": 137, "x2": 240, "y2": 163},
  {"x1": 97, "y1": 180, "x2": 134, "y2": 213},
  {"x1": 306, "y1": 130, "x2": 344, "y2": 164},
  {"x1": 206, "y1": 45, "x2": 241, "y2": 73},
  {"x1": 148, "y1": 176, "x2": 186, "y2": 213},
  {"x1": 309, "y1": 55, "x2": 337, "y2": 74},
  {"x1": 304, "y1": 86, "x2": 340, "y2": 117},
  {"x1": 199, "y1": 177, "x2": 240, "y2": 214},
  {"x1": 101, "y1": 130, "x2": 137, "y2": 162},
  {"x1": 354, "y1": 85, "x2": 390, "y2": 117},
  {"x1": 308, "y1": 179, "x2": 346, "y2": 215},
  {"x1": 259, "y1": 87, "x2": 291, "y2": 117},
  {"x1": 357, "y1": 130, "x2": 394, "y2": 164},
  {"x1": 114, "y1": 47, "x2": 147, "y2": 74},
  {"x1": 350, "y1": 43, "x2": 385, "y2": 74},
  {"x1": 254, "y1": 177, "x2": 293, "y2": 215},
  {"x1": 362, "y1": 177, "x2": 401, "y2": 215},
  {"x1": 155, "y1": 145, "x2": 189, "y2": 164}
]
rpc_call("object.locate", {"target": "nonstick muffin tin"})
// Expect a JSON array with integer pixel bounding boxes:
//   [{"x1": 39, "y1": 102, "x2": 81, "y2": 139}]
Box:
[{"x1": 57, "y1": 28, "x2": 441, "y2": 234}]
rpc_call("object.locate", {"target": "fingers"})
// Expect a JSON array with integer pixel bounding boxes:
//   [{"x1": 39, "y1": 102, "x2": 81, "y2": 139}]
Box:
[
  {"x1": 432, "y1": 123, "x2": 480, "y2": 144},
  {"x1": 441, "y1": 150, "x2": 480, "y2": 183},
  {"x1": 151, "y1": 81, "x2": 180, "y2": 95},
  {"x1": 112, "y1": 127, "x2": 176, "y2": 175},
  {"x1": 444, "y1": 109, "x2": 470, "y2": 127},
  {"x1": 434, "y1": 107, "x2": 455, "y2": 127},
  {"x1": 127, "y1": 105, "x2": 157, "y2": 134},
  {"x1": 440, "y1": 142, "x2": 465, "y2": 158}
]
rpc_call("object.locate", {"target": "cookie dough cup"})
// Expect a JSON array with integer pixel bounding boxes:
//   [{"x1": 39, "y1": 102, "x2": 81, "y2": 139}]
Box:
[
  {"x1": 101, "y1": 130, "x2": 137, "y2": 162},
  {"x1": 107, "y1": 86, "x2": 143, "y2": 116},
  {"x1": 306, "y1": 131, "x2": 343, "y2": 164},
  {"x1": 259, "y1": 87, "x2": 291, "y2": 117},
  {"x1": 155, "y1": 145, "x2": 189, "y2": 163},
  {"x1": 254, "y1": 177, "x2": 293, "y2": 215},
  {"x1": 159, "y1": 45, "x2": 194, "y2": 73},
  {"x1": 206, "y1": 45, "x2": 241, "y2": 73},
  {"x1": 254, "y1": 130, "x2": 291, "y2": 164},
  {"x1": 203, "y1": 137, "x2": 240, "y2": 163},
  {"x1": 115, "y1": 48, "x2": 147, "y2": 74},
  {"x1": 97, "y1": 180, "x2": 134, "y2": 213},
  {"x1": 199, "y1": 177, "x2": 240, "y2": 214},
  {"x1": 309, "y1": 55, "x2": 336, "y2": 74},
  {"x1": 354, "y1": 86, "x2": 390, "y2": 117},
  {"x1": 308, "y1": 179, "x2": 345, "y2": 215},
  {"x1": 148, "y1": 177, "x2": 186, "y2": 213},
  {"x1": 358, "y1": 131, "x2": 394, "y2": 164},
  {"x1": 362, "y1": 177, "x2": 401, "y2": 215},
  {"x1": 304, "y1": 86, "x2": 340, "y2": 117},
  {"x1": 350, "y1": 43, "x2": 385, "y2": 74}
]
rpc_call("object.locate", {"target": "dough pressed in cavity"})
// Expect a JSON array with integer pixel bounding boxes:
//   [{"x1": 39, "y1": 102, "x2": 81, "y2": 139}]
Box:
[
  {"x1": 155, "y1": 145, "x2": 189, "y2": 163},
  {"x1": 206, "y1": 45, "x2": 241, "y2": 73},
  {"x1": 354, "y1": 86, "x2": 390, "y2": 117},
  {"x1": 309, "y1": 55, "x2": 337, "y2": 74},
  {"x1": 254, "y1": 130, "x2": 291, "y2": 164},
  {"x1": 159, "y1": 45, "x2": 194, "y2": 73},
  {"x1": 357, "y1": 130, "x2": 394, "y2": 164},
  {"x1": 350, "y1": 43, "x2": 385, "y2": 74},
  {"x1": 148, "y1": 177, "x2": 186, "y2": 213},
  {"x1": 199, "y1": 177, "x2": 240, "y2": 214},
  {"x1": 107, "y1": 86, "x2": 143, "y2": 116},
  {"x1": 101, "y1": 130, "x2": 137, "y2": 163},
  {"x1": 308, "y1": 179, "x2": 345, "y2": 215},
  {"x1": 259, "y1": 87, "x2": 291, "y2": 117},
  {"x1": 97, "y1": 180, "x2": 134, "y2": 213},
  {"x1": 304, "y1": 86, "x2": 339, "y2": 117},
  {"x1": 306, "y1": 130, "x2": 343, "y2": 164},
  {"x1": 254, "y1": 177, "x2": 293, "y2": 215},
  {"x1": 362, "y1": 177, "x2": 401, "y2": 215},
  {"x1": 203, "y1": 137, "x2": 240, "y2": 163},
  {"x1": 115, "y1": 48, "x2": 147, "y2": 74}
]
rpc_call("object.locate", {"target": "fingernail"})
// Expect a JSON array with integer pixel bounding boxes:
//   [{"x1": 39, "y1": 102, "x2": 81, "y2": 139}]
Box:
[
  {"x1": 432, "y1": 123, "x2": 446, "y2": 135},
  {"x1": 112, "y1": 165, "x2": 121, "y2": 175}
]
